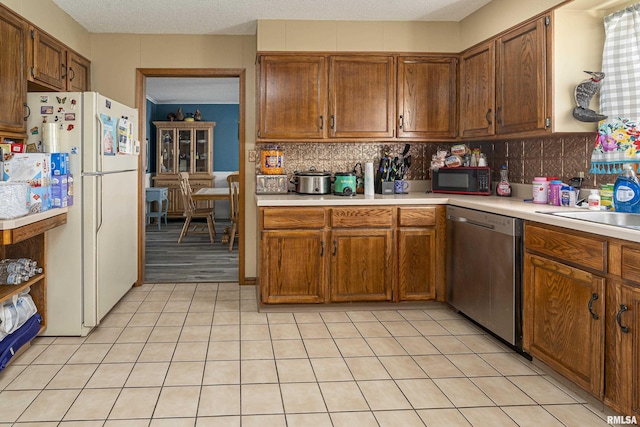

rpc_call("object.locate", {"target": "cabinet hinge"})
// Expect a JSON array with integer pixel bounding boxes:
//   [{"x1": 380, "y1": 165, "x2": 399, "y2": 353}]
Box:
[
  {"x1": 545, "y1": 117, "x2": 551, "y2": 128},
  {"x1": 257, "y1": 56, "x2": 262, "y2": 64},
  {"x1": 257, "y1": 130, "x2": 261, "y2": 138},
  {"x1": 30, "y1": 67, "x2": 34, "y2": 78},
  {"x1": 544, "y1": 16, "x2": 551, "y2": 26},
  {"x1": 30, "y1": 29, "x2": 34, "y2": 39}
]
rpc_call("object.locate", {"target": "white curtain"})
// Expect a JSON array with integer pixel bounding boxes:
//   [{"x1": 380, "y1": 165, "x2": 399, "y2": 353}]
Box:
[{"x1": 599, "y1": 3, "x2": 640, "y2": 119}]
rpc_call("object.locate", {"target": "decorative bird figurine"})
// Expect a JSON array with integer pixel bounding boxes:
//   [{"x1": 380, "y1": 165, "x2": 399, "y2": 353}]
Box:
[
  {"x1": 194, "y1": 109, "x2": 202, "y2": 121},
  {"x1": 573, "y1": 71, "x2": 607, "y2": 122},
  {"x1": 176, "y1": 107, "x2": 184, "y2": 121}
]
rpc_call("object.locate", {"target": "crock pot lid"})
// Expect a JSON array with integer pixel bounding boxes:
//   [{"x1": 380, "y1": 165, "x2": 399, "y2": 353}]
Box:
[
  {"x1": 335, "y1": 172, "x2": 355, "y2": 176},
  {"x1": 295, "y1": 170, "x2": 331, "y2": 176}
]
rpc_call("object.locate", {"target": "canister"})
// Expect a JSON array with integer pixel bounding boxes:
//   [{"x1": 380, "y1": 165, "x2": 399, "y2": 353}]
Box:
[
  {"x1": 260, "y1": 146, "x2": 284, "y2": 175},
  {"x1": 532, "y1": 177, "x2": 549, "y2": 204},
  {"x1": 549, "y1": 180, "x2": 563, "y2": 206}
]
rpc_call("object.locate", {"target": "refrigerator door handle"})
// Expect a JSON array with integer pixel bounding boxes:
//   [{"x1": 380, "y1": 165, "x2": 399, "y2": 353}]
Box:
[
  {"x1": 96, "y1": 114, "x2": 103, "y2": 173},
  {"x1": 97, "y1": 174, "x2": 103, "y2": 234}
]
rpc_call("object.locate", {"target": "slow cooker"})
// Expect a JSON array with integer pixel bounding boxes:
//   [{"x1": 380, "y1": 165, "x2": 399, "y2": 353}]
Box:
[
  {"x1": 293, "y1": 169, "x2": 331, "y2": 194},
  {"x1": 334, "y1": 172, "x2": 356, "y2": 196}
]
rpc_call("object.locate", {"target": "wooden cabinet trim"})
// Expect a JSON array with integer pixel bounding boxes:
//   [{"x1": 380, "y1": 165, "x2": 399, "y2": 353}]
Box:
[
  {"x1": 261, "y1": 207, "x2": 327, "y2": 230},
  {"x1": 331, "y1": 206, "x2": 394, "y2": 228},
  {"x1": 525, "y1": 223, "x2": 606, "y2": 272},
  {"x1": 397, "y1": 206, "x2": 437, "y2": 227}
]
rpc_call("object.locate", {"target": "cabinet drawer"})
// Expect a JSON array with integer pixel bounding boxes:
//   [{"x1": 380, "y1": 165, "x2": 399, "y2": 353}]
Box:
[
  {"x1": 621, "y1": 245, "x2": 640, "y2": 285},
  {"x1": 525, "y1": 223, "x2": 606, "y2": 272},
  {"x1": 262, "y1": 207, "x2": 326, "y2": 229},
  {"x1": 398, "y1": 206, "x2": 437, "y2": 227},
  {"x1": 331, "y1": 207, "x2": 393, "y2": 228}
]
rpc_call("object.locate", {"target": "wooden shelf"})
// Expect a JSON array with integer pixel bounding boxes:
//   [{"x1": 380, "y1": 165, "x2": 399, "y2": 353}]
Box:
[{"x1": 0, "y1": 274, "x2": 44, "y2": 303}]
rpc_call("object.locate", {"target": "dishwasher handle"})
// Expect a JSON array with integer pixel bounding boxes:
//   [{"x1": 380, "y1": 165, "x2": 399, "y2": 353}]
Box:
[{"x1": 447, "y1": 214, "x2": 495, "y2": 230}]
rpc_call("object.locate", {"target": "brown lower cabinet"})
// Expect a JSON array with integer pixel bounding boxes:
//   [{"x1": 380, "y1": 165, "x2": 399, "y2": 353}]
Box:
[
  {"x1": 258, "y1": 205, "x2": 445, "y2": 304},
  {"x1": 524, "y1": 222, "x2": 640, "y2": 417}
]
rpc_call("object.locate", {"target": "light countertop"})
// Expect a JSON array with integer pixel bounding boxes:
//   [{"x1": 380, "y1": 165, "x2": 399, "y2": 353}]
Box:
[
  {"x1": 256, "y1": 192, "x2": 640, "y2": 243},
  {"x1": 0, "y1": 208, "x2": 69, "y2": 231}
]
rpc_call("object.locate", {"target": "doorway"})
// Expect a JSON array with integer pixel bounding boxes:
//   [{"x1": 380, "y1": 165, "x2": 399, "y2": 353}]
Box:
[{"x1": 136, "y1": 68, "x2": 246, "y2": 285}]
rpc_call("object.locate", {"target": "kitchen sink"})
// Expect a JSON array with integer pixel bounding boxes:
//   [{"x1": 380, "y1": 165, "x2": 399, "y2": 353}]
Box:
[{"x1": 545, "y1": 210, "x2": 640, "y2": 230}]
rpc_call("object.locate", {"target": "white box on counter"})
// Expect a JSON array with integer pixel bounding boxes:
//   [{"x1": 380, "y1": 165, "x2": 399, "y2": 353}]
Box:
[{"x1": 2, "y1": 153, "x2": 52, "y2": 212}]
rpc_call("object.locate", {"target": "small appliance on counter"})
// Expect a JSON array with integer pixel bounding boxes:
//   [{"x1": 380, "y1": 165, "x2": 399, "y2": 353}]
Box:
[
  {"x1": 255, "y1": 174, "x2": 288, "y2": 194},
  {"x1": 292, "y1": 169, "x2": 331, "y2": 194},
  {"x1": 431, "y1": 166, "x2": 491, "y2": 195},
  {"x1": 334, "y1": 171, "x2": 356, "y2": 196}
]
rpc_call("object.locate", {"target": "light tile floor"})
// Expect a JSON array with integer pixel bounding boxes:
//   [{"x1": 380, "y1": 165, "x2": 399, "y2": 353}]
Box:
[{"x1": 0, "y1": 283, "x2": 621, "y2": 426}]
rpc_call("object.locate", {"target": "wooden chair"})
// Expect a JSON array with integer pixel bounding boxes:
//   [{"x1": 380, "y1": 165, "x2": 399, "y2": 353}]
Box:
[
  {"x1": 177, "y1": 172, "x2": 216, "y2": 244},
  {"x1": 225, "y1": 172, "x2": 240, "y2": 251}
]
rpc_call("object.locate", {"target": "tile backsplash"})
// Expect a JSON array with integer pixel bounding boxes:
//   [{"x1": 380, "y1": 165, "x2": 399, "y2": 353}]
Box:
[{"x1": 257, "y1": 133, "x2": 613, "y2": 188}]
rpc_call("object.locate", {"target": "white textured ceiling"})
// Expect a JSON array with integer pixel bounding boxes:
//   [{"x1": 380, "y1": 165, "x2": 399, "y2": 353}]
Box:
[
  {"x1": 51, "y1": 0, "x2": 492, "y2": 35},
  {"x1": 146, "y1": 77, "x2": 240, "y2": 104}
]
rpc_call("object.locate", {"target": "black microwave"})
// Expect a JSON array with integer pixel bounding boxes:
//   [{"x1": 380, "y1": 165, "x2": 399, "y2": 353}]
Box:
[{"x1": 431, "y1": 167, "x2": 491, "y2": 195}]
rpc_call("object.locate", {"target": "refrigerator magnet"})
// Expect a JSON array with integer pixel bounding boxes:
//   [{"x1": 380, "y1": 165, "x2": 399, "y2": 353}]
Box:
[
  {"x1": 41, "y1": 106, "x2": 53, "y2": 114},
  {"x1": 56, "y1": 96, "x2": 67, "y2": 104},
  {"x1": 71, "y1": 99, "x2": 77, "y2": 109},
  {"x1": 67, "y1": 124, "x2": 74, "y2": 131},
  {"x1": 30, "y1": 126, "x2": 39, "y2": 135},
  {"x1": 40, "y1": 96, "x2": 48, "y2": 103},
  {"x1": 65, "y1": 113, "x2": 75, "y2": 121},
  {"x1": 100, "y1": 113, "x2": 116, "y2": 155}
]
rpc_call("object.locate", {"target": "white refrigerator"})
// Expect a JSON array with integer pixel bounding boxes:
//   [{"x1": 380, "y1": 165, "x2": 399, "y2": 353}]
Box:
[{"x1": 27, "y1": 92, "x2": 139, "y2": 336}]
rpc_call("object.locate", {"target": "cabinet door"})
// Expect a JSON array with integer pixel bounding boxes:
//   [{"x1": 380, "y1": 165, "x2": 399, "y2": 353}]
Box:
[
  {"x1": 605, "y1": 280, "x2": 640, "y2": 418},
  {"x1": 329, "y1": 55, "x2": 395, "y2": 139},
  {"x1": 30, "y1": 28, "x2": 66, "y2": 90},
  {"x1": 397, "y1": 56, "x2": 457, "y2": 139},
  {"x1": 193, "y1": 127, "x2": 210, "y2": 173},
  {"x1": 66, "y1": 50, "x2": 90, "y2": 92},
  {"x1": 397, "y1": 228, "x2": 436, "y2": 301},
  {"x1": 157, "y1": 128, "x2": 175, "y2": 174},
  {"x1": 496, "y1": 17, "x2": 549, "y2": 135},
  {"x1": 177, "y1": 128, "x2": 193, "y2": 173},
  {"x1": 330, "y1": 229, "x2": 393, "y2": 302},
  {"x1": 459, "y1": 41, "x2": 495, "y2": 138},
  {"x1": 523, "y1": 253, "x2": 604, "y2": 397},
  {"x1": 258, "y1": 55, "x2": 327, "y2": 139},
  {"x1": 261, "y1": 230, "x2": 327, "y2": 303},
  {"x1": 0, "y1": 6, "x2": 28, "y2": 133}
]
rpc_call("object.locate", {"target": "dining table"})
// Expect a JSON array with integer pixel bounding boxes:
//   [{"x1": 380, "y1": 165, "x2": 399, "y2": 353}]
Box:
[{"x1": 191, "y1": 187, "x2": 229, "y2": 202}]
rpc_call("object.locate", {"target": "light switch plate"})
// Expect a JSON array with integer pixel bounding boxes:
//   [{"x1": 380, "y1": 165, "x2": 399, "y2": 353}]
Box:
[{"x1": 248, "y1": 150, "x2": 257, "y2": 162}]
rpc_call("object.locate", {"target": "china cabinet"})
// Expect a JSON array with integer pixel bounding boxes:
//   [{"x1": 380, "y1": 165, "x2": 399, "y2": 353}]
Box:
[{"x1": 152, "y1": 121, "x2": 215, "y2": 217}]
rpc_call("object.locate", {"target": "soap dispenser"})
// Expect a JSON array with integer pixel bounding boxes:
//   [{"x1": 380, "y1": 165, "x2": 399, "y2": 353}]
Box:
[{"x1": 614, "y1": 164, "x2": 640, "y2": 213}]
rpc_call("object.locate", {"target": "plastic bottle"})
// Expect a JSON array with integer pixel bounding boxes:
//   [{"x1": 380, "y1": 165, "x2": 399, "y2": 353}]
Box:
[
  {"x1": 614, "y1": 164, "x2": 640, "y2": 213},
  {"x1": 588, "y1": 189, "x2": 601, "y2": 211},
  {"x1": 0, "y1": 272, "x2": 23, "y2": 285},
  {"x1": 532, "y1": 177, "x2": 549, "y2": 204},
  {"x1": 496, "y1": 164, "x2": 512, "y2": 197},
  {"x1": 549, "y1": 180, "x2": 563, "y2": 206},
  {"x1": 560, "y1": 185, "x2": 576, "y2": 207}
]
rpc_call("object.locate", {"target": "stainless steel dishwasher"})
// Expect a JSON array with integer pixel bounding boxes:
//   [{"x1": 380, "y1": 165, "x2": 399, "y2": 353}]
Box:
[{"x1": 446, "y1": 205, "x2": 524, "y2": 351}]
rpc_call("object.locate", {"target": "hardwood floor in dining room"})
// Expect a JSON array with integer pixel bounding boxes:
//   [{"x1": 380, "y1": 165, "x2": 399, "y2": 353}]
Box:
[{"x1": 144, "y1": 218, "x2": 238, "y2": 283}]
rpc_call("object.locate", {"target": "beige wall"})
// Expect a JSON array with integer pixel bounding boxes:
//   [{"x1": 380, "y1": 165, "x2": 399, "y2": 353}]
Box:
[
  {"x1": 0, "y1": 0, "x2": 91, "y2": 57},
  {"x1": 460, "y1": 0, "x2": 566, "y2": 50},
  {"x1": 88, "y1": 32, "x2": 259, "y2": 278},
  {"x1": 257, "y1": 20, "x2": 461, "y2": 52},
  {"x1": 90, "y1": 33, "x2": 258, "y2": 278}
]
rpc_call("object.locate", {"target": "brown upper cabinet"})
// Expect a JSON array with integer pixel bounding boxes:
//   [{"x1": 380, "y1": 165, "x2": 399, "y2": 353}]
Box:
[
  {"x1": 397, "y1": 56, "x2": 458, "y2": 139},
  {"x1": 0, "y1": 5, "x2": 28, "y2": 135},
  {"x1": 257, "y1": 54, "x2": 396, "y2": 141},
  {"x1": 257, "y1": 55, "x2": 327, "y2": 139},
  {"x1": 460, "y1": 16, "x2": 551, "y2": 139},
  {"x1": 258, "y1": 53, "x2": 458, "y2": 142},
  {"x1": 28, "y1": 26, "x2": 90, "y2": 92},
  {"x1": 328, "y1": 55, "x2": 395, "y2": 139}
]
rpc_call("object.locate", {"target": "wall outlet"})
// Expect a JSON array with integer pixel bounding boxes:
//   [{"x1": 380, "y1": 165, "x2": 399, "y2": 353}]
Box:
[{"x1": 248, "y1": 150, "x2": 257, "y2": 162}]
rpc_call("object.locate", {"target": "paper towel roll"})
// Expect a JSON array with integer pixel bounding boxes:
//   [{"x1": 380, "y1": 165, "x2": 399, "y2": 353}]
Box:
[
  {"x1": 42, "y1": 123, "x2": 60, "y2": 153},
  {"x1": 364, "y1": 162, "x2": 374, "y2": 196}
]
